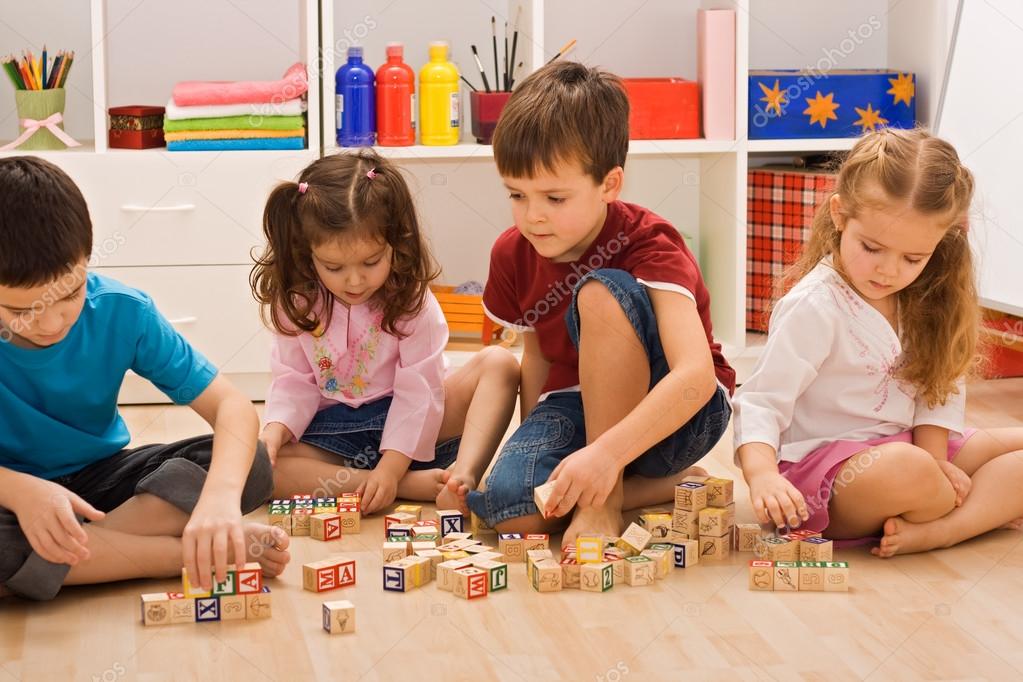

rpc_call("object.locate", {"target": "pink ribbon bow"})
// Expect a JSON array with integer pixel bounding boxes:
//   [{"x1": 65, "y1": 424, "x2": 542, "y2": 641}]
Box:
[{"x1": 0, "y1": 113, "x2": 82, "y2": 151}]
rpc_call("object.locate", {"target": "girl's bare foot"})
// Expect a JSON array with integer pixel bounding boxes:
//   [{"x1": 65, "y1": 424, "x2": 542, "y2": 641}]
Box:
[
  {"x1": 871, "y1": 516, "x2": 947, "y2": 558},
  {"x1": 436, "y1": 470, "x2": 476, "y2": 515},
  {"x1": 396, "y1": 468, "x2": 447, "y2": 502},
  {"x1": 241, "y1": 523, "x2": 291, "y2": 577},
  {"x1": 562, "y1": 505, "x2": 625, "y2": 550}
]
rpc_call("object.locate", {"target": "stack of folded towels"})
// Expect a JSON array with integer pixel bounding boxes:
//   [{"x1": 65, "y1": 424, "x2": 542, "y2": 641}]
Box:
[{"x1": 165, "y1": 62, "x2": 308, "y2": 151}]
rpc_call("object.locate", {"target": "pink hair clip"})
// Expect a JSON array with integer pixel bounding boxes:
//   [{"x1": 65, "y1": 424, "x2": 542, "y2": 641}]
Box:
[
  {"x1": 297, "y1": 182, "x2": 309, "y2": 194},
  {"x1": 366, "y1": 168, "x2": 377, "y2": 180}
]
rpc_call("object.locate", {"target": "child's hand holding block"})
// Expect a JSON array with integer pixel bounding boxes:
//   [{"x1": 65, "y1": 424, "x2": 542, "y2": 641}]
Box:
[{"x1": 533, "y1": 480, "x2": 557, "y2": 518}]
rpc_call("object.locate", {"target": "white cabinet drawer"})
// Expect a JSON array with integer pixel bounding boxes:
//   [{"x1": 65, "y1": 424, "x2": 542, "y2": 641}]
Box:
[
  {"x1": 45, "y1": 152, "x2": 313, "y2": 267},
  {"x1": 99, "y1": 265, "x2": 271, "y2": 376}
]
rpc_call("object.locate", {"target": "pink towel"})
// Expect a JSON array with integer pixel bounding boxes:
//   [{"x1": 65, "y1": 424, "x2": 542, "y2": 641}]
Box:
[{"x1": 172, "y1": 63, "x2": 308, "y2": 107}]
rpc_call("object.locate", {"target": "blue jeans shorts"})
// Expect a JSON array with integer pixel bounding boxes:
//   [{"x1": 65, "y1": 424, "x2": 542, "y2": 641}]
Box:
[
  {"x1": 301, "y1": 396, "x2": 461, "y2": 471},
  {"x1": 466, "y1": 268, "x2": 732, "y2": 527}
]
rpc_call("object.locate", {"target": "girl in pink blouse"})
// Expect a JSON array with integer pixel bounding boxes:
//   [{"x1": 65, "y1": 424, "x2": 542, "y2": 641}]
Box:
[{"x1": 251, "y1": 151, "x2": 519, "y2": 514}]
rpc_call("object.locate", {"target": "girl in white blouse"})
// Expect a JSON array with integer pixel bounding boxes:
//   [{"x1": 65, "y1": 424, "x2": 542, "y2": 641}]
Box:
[{"x1": 734, "y1": 128, "x2": 1023, "y2": 557}]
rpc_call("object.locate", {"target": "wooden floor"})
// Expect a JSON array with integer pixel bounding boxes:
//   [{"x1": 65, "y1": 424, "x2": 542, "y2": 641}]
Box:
[{"x1": 3, "y1": 379, "x2": 1023, "y2": 681}]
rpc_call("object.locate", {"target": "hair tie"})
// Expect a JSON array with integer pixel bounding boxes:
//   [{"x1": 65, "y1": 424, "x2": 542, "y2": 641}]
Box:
[
  {"x1": 366, "y1": 168, "x2": 377, "y2": 180},
  {"x1": 297, "y1": 182, "x2": 308, "y2": 194}
]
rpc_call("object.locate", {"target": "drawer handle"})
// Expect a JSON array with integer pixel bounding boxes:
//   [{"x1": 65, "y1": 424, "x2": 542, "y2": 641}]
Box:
[
  {"x1": 120, "y1": 204, "x2": 196, "y2": 213},
  {"x1": 169, "y1": 316, "x2": 198, "y2": 326}
]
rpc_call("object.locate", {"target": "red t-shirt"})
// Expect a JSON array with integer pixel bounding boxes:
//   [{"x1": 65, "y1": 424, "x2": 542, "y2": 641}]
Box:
[{"x1": 484, "y1": 200, "x2": 736, "y2": 396}]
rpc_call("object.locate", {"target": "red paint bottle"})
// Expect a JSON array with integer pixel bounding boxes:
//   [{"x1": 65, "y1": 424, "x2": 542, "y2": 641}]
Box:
[{"x1": 376, "y1": 42, "x2": 415, "y2": 146}]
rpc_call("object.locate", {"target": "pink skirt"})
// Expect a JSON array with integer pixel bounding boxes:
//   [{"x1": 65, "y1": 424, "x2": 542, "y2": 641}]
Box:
[{"x1": 778, "y1": 428, "x2": 978, "y2": 546}]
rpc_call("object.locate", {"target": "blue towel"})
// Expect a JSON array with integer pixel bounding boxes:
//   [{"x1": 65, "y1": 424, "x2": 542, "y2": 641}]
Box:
[{"x1": 166, "y1": 137, "x2": 305, "y2": 151}]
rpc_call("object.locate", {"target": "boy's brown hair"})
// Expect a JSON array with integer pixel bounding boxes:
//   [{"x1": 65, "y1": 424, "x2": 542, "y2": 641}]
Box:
[
  {"x1": 493, "y1": 61, "x2": 629, "y2": 183},
  {"x1": 0, "y1": 156, "x2": 92, "y2": 287}
]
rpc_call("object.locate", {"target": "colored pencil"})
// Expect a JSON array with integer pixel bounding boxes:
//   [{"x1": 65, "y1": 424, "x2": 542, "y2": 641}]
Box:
[{"x1": 41, "y1": 45, "x2": 47, "y2": 89}]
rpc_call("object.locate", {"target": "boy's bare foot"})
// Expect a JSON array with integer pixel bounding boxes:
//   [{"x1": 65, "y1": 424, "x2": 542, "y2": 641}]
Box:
[
  {"x1": 872, "y1": 516, "x2": 947, "y2": 558},
  {"x1": 396, "y1": 468, "x2": 447, "y2": 502},
  {"x1": 562, "y1": 505, "x2": 625, "y2": 549},
  {"x1": 680, "y1": 465, "x2": 709, "y2": 479},
  {"x1": 436, "y1": 470, "x2": 475, "y2": 515},
  {"x1": 241, "y1": 523, "x2": 291, "y2": 577}
]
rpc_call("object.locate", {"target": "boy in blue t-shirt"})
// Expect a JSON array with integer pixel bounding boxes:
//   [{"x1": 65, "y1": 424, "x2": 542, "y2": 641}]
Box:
[{"x1": 0, "y1": 157, "x2": 288, "y2": 600}]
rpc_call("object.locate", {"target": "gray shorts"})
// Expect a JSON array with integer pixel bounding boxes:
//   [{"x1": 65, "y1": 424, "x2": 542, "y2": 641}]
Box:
[{"x1": 0, "y1": 435, "x2": 273, "y2": 600}]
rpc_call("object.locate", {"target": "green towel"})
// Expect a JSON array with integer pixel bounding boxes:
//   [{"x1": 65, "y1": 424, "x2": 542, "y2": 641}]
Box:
[{"x1": 163, "y1": 114, "x2": 306, "y2": 132}]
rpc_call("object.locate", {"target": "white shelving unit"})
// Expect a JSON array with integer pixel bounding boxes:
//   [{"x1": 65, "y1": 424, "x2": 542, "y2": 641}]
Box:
[{"x1": 0, "y1": 0, "x2": 955, "y2": 400}]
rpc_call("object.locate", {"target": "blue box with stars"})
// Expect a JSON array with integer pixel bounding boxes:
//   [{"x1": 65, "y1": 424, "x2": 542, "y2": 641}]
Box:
[{"x1": 748, "y1": 69, "x2": 916, "y2": 139}]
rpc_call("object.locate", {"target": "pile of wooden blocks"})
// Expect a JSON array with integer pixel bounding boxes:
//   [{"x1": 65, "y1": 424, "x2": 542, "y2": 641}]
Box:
[
  {"x1": 140, "y1": 563, "x2": 270, "y2": 625},
  {"x1": 748, "y1": 560, "x2": 849, "y2": 591},
  {"x1": 381, "y1": 505, "x2": 540, "y2": 599},
  {"x1": 666, "y1": 475, "x2": 736, "y2": 561},
  {"x1": 267, "y1": 493, "x2": 361, "y2": 536}
]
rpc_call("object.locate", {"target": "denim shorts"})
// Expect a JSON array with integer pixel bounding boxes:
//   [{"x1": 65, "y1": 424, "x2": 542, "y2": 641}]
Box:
[
  {"x1": 466, "y1": 268, "x2": 732, "y2": 527},
  {"x1": 300, "y1": 397, "x2": 461, "y2": 471}
]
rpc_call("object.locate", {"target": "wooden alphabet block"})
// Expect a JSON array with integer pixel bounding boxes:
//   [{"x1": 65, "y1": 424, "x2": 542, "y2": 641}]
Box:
[
  {"x1": 383, "y1": 540, "x2": 410, "y2": 564},
  {"x1": 604, "y1": 556, "x2": 625, "y2": 584},
  {"x1": 245, "y1": 586, "x2": 272, "y2": 619},
  {"x1": 268, "y1": 509, "x2": 293, "y2": 535},
  {"x1": 523, "y1": 534, "x2": 550, "y2": 552},
  {"x1": 623, "y1": 556, "x2": 656, "y2": 586},
  {"x1": 773, "y1": 562, "x2": 799, "y2": 591},
  {"x1": 443, "y1": 531, "x2": 473, "y2": 543},
  {"x1": 735, "y1": 524, "x2": 762, "y2": 552},
  {"x1": 181, "y1": 568, "x2": 212, "y2": 599},
  {"x1": 759, "y1": 536, "x2": 798, "y2": 562},
  {"x1": 560, "y1": 557, "x2": 581, "y2": 589},
  {"x1": 394, "y1": 504, "x2": 422, "y2": 521},
  {"x1": 303, "y1": 556, "x2": 356, "y2": 592},
  {"x1": 786, "y1": 529, "x2": 823, "y2": 541},
  {"x1": 615, "y1": 523, "x2": 652, "y2": 556},
  {"x1": 576, "y1": 535, "x2": 605, "y2": 563},
  {"x1": 322, "y1": 600, "x2": 355, "y2": 634},
  {"x1": 526, "y1": 549, "x2": 554, "y2": 583},
  {"x1": 168, "y1": 596, "x2": 196, "y2": 624},
  {"x1": 411, "y1": 524, "x2": 440, "y2": 538},
  {"x1": 580, "y1": 562, "x2": 614, "y2": 592},
  {"x1": 823, "y1": 561, "x2": 850, "y2": 592},
  {"x1": 384, "y1": 512, "x2": 417, "y2": 532},
  {"x1": 531, "y1": 559, "x2": 563, "y2": 593},
  {"x1": 638, "y1": 512, "x2": 673, "y2": 541},
  {"x1": 436, "y1": 509, "x2": 465, "y2": 535},
  {"x1": 533, "y1": 480, "x2": 557, "y2": 518},
  {"x1": 698, "y1": 508, "x2": 730, "y2": 537},
  {"x1": 705, "y1": 477, "x2": 734, "y2": 508},
  {"x1": 441, "y1": 550, "x2": 470, "y2": 562},
  {"x1": 291, "y1": 507, "x2": 312, "y2": 536},
  {"x1": 219, "y1": 594, "x2": 247, "y2": 621},
  {"x1": 641, "y1": 545, "x2": 672, "y2": 578},
  {"x1": 672, "y1": 539, "x2": 700, "y2": 568},
  {"x1": 671, "y1": 508, "x2": 700, "y2": 538},
  {"x1": 140, "y1": 593, "x2": 172, "y2": 626},
  {"x1": 799, "y1": 537, "x2": 834, "y2": 562},
  {"x1": 195, "y1": 596, "x2": 221, "y2": 622},
  {"x1": 415, "y1": 549, "x2": 443, "y2": 580},
  {"x1": 382, "y1": 562, "x2": 412, "y2": 592},
  {"x1": 405, "y1": 555, "x2": 433, "y2": 587},
  {"x1": 453, "y1": 566, "x2": 489, "y2": 599},
  {"x1": 681, "y1": 474, "x2": 710, "y2": 485},
  {"x1": 463, "y1": 543, "x2": 494, "y2": 555},
  {"x1": 337, "y1": 503, "x2": 361, "y2": 534},
  {"x1": 699, "y1": 535, "x2": 730, "y2": 560},
  {"x1": 411, "y1": 539, "x2": 439, "y2": 553},
  {"x1": 310, "y1": 513, "x2": 342, "y2": 541},
  {"x1": 437, "y1": 559, "x2": 473, "y2": 591},
  {"x1": 473, "y1": 560, "x2": 509, "y2": 592},
  {"x1": 748, "y1": 561, "x2": 774, "y2": 591},
  {"x1": 673, "y1": 482, "x2": 708, "y2": 511},
  {"x1": 667, "y1": 529, "x2": 694, "y2": 544},
  {"x1": 388, "y1": 524, "x2": 414, "y2": 539},
  {"x1": 469, "y1": 551, "x2": 504, "y2": 564},
  {"x1": 211, "y1": 566, "x2": 237, "y2": 596},
  {"x1": 498, "y1": 533, "x2": 525, "y2": 562},
  {"x1": 798, "y1": 561, "x2": 826, "y2": 591},
  {"x1": 236, "y1": 562, "x2": 263, "y2": 594}
]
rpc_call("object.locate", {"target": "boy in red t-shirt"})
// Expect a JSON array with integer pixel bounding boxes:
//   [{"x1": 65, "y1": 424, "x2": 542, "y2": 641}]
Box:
[{"x1": 465, "y1": 62, "x2": 735, "y2": 544}]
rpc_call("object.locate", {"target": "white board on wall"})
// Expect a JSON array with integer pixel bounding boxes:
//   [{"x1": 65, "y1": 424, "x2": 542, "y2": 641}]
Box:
[{"x1": 937, "y1": 0, "x2": 1023, "y2": 315}]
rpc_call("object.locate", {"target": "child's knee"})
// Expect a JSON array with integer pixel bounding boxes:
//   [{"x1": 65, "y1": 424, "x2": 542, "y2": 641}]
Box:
[
  {"x1": 478, "y1": 345, "x2": 520, "y2": 383},
  {"x1": 575, "y1": 278, "x2": 621, "y2": 319},
  {"x1": 240, "y1": 442, "x2": 274, "y2": 512},
  {"x1": 880, "y1": 443, "x2": 954, "y2": 506}
]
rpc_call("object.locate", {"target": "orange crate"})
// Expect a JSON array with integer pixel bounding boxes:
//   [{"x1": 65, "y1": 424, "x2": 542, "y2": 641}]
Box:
[
  {"x1": 622, "y1": 78, "x2": 700, "y2": 139},
  {"x1": 431, "y1": 285, "x2": 503, "y2": 347}
]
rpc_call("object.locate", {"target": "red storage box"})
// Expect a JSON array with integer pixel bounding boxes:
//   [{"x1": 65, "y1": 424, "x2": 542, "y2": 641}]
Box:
[
  {"x1": 981, "y1": 311, "x2": 1023, "y2": 379},
  {"x1": 746, "y1": 166, "x2": 836, "y2": 332},
  {"x1": 108, "y1": 105, "x2": 165, "y2": 149},
  {"x1": 622, "y1": 78, "x2": 699, "y2": 139}
]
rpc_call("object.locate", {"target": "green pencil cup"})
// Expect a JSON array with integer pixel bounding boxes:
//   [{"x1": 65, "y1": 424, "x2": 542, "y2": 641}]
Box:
[{"x1": 13, "y1": 88, "x2": 68, "y2": 150}]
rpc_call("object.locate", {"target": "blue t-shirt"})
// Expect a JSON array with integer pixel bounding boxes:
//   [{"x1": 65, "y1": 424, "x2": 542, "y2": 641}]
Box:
[{"x1": 0, "y1": 273, "x2": 218, "y2": 480}]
